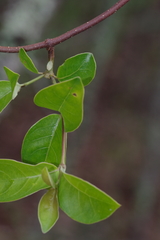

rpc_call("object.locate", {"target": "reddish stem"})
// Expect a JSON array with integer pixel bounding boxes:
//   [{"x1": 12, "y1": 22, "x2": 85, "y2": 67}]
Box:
[{"x1": 0, "y1": 0, "x2": 130, "y2": 53}]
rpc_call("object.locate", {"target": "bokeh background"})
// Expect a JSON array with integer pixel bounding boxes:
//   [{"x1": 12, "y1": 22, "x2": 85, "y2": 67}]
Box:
[{"x1": 0, "y1": 0, "x2": 160, "y2": 239}]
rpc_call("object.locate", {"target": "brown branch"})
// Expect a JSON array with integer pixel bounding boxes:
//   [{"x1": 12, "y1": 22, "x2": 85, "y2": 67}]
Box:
[
  {"x1": 47, "y1": 47, "x2": 54, "y2": 61},
  {"x1": 0, "y1": 0, "x2": 130, "y2": 53}
]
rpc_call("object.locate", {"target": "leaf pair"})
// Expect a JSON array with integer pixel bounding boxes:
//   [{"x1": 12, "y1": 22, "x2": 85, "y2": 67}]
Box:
[
  {"x1": 34, "y1": 53, "x2": 96, "y2": 132},
  {"x1": 38, "y1": 172, "x2": 120, "y2": 233},
  {"x1": 0, "y1": 159, "x2": 120, "y2": 233},
  {"x1": 0, "y1": 48, "x2": 38, "y2": 113}
]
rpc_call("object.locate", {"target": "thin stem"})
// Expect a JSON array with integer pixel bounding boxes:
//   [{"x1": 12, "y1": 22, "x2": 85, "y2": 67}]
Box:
[
  {"x1": 20, "y1": 74, "x2": 44, "y2": 87},
  {"x1": 51, "y1": 76, "x2": 56, "y2": 85},
  {"x1": 47, "y1": 47, "x2": 55, "y2": 62},
  {"x1": 0, "y1": 0, "x2": 130, "y2": 53},
  {"x1": 61, "y1": 119, "x2": 67, "y2": 166}
]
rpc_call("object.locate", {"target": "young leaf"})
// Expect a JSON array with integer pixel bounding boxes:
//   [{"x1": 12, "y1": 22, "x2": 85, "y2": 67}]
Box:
[
  {"x1": 0, "y1": 159, "x2": 57, "y2": 202},
  {"x1": 21, "y1": 114, "x2": 62, "y2": 166},
  {"x1": 47, "y1": 61, "x2": 53, "y2": 71},
  {"x1": 58, "y1": 173, "x2": 120, "y2": 224},
  {"x1": 41, "y1": 167, "x2": 56, "y2": 188},
  {"x1": 0, "y1": 81, "x2": 12, "y2": 112},
  {"x1": 34, "y1": 77, "x2": 84, "y2": 132},
  {"x1": 4, "y1": 66, "x2": 20, "y2": 91},
  {"x1": 19, "y1": 48, "x2": 38, "y2": 73},
  {"x1": 38, "y1": 188, "x2": 59, "y2": 233},
  {"x1": 57, "y1": 53, "x2": 96, "y2": 86},
  {"x1": 4, "y1": 67, "x2": 21, "y2": 99}
]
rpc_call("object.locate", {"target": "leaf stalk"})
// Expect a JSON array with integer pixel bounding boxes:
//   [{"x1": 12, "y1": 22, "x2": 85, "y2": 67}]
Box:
[
  {"x1": 20, "y1": 74, "x2": 44, "y2": 87},
  {"x1": 61, "y1": 119, "x2": 67, "y2": 167}
]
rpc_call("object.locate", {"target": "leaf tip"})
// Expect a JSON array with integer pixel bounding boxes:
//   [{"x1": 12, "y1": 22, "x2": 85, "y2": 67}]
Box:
[{"x1": 19, "y1": 48, "x2": 39, "y2": 73}]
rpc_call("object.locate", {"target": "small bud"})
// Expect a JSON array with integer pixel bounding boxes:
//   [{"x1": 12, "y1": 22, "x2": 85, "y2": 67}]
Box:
[
  {"x1": 41, "y1": 167, "x2": 55, "y2": 188},
  {"x1": 47, "y1": 61, "x2": 53, "y2": 71}
]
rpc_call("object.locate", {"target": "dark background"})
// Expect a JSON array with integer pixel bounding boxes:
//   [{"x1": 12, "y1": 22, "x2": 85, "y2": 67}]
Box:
[{"x1": 0, "y1": 0, "x2": 160, "y2": 239}]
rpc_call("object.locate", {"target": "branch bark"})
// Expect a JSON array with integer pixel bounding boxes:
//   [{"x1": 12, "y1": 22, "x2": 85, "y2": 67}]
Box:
[{"x1": 0, "y1": 0, "x2": 130, "y2": 53}]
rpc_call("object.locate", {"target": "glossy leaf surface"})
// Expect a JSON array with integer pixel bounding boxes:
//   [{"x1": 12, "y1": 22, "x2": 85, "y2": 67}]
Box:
[
  {"x1": 0, "y1": 159, "x2": 57, "y2": 202},
  {"x1": 0, "y1": 81, "x2": 12, "y2": 112},
  {"x1": 19, "y1": 48, "x2": 38, "y2": 73},
  {"x1": 38, "y1": 188, "x2": 59, "y2": 233},
  {"x1": 57, "y1": 53, "x2": 96, "y2": 86},
  {"x1": 21, "y1": 114, "x2": 62, "y2": 166},
  {"x1": 34, "y1": 78, "x2": 84, "y2": 132},
  {"x1": 4, "y1": 67, "x2": 21, "y2": 99},
  {"x1": 58, "y1": 173, "x2": 120, "y2": 224}
]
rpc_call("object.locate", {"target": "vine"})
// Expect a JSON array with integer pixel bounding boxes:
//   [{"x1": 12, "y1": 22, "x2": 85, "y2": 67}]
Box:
[{"x1": 0, "y1": 0, "x2": 130, "y2": 234}]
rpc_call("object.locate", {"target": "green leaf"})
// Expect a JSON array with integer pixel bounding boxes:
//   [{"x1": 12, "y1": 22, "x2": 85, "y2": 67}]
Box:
[
  {"x1": 0, "y1": 159, "x2": 58, "y2": 202},
  {"x1": 4, "y1": 67, "x2": 20, "y2": 91},
  {"x1": 0, "y1": 81, "x2": 12, "y2": 112},
  {"x1": 19, "y1": 48, "x2": 38, "y2": 73},
  {"x1": 58, "y1": 173, "x2": 120, "y2": 224},
  {"x1": 38, "y1": 188, "x2": 59, "y2": 233},
  {"x1": 0, "y1": 68, "x2": 21, "y2": 112},
  {"x1": 4, "y1": 67, "x2": 21, "y2": 99},
  {"x1": 21, "y1": 114, "x2": 62, "y2": 166},
  {"x1": 57, "y1": 53, "x2": 96, "y2": 86},
  {"x1": 34, "y1": 77, "x2": 84, "y2": 132},
  {"x1": 41, "y1": 167, "x2": 56, "y2": 188}
]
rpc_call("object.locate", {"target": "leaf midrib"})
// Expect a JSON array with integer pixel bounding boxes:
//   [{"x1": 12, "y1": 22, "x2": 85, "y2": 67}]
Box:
[
  {"x1": 58, "y1": 56, "x2": 91, "y2": 80},
  {"x1": 63, "y1": 174, "x2": 112, "y2": 205}
]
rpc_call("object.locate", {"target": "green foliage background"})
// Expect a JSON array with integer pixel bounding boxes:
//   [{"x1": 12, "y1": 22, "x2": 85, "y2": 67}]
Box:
[{"x1": 0, "y1": 0, "x2": 160, "y2": 239}]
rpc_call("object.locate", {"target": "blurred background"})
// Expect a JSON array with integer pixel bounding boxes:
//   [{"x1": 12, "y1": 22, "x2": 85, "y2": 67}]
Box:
[{"x1": 0, "y1": 0, "x2": 160, "y2": 239}]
